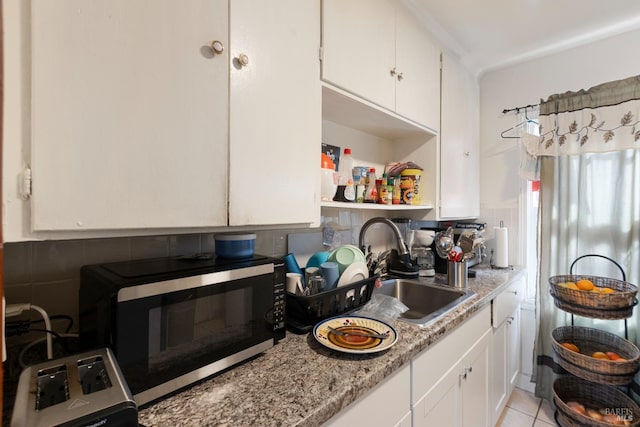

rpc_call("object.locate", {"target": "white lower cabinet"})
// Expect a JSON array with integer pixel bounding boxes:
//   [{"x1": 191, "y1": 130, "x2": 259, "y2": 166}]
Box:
[
  {"x1": 324, "y1": 304, "x2": 497, "y2": 427},
  {"x1": 322, "y1": 363, "x2": 411, "y2": 427},
  {"x1": 490, "y1": 277, "x2": 525, "y2": 425},
  {"x1": 412, "y1": 305, "x2": 492, "y2": 427}
]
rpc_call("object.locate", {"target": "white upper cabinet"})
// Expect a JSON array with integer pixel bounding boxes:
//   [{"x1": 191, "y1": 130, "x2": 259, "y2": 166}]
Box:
[
  {"x1": 439, "y1": 52, "x2": 480, "y2": 219},
  {"x1": 229, "y1": 0, "x2": 320, "y2": 226},
  {"x1": 394, "y1": 4, "x2": 441, "y2": 130},
  {"x1": 31, "y1": 0, "x2": 229, "y2": 231},
  {"x1": 321, "y1": 0, "x2": 396, "y2": 113},
  {"x1": 25, "y1": 0, "x2": 320, "y2": 234},
  {"x1": 321, "y1": 0, "x2": 440, "y2": 131}
]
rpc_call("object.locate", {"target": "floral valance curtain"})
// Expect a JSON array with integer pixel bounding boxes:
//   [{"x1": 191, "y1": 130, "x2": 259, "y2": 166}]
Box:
[{"x1": 531, "y1": 75, "x2": 640, "y2": 156}]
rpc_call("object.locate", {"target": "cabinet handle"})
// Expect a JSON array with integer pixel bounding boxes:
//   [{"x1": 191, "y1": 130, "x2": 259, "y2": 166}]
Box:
[
  {"x1": 397, "y1": 72, "x2": 404, "y2": 81},
  {"x1": 210, "y1": 40, "x2": 224, "y2": 55},
  {"x1": 237, "y1": 53, "x2": 250, "y2": 67},
  {"x1": 461, "y1": 366, "x2": 472, "y2": 379},
  {"x1": 509, "y1": 290, "x2": 518, "y2": 295},
  {"x1": 507, "y1": 316, "x2": 514, "y2": 325},
  {"x1": 390, "y1": 67, "x2": 397, "y2": 77}
]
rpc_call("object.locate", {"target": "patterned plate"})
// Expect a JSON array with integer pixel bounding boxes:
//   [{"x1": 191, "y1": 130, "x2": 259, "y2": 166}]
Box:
[{"x1": 313, "y1": 316, "x2": 398, "y2": 354}]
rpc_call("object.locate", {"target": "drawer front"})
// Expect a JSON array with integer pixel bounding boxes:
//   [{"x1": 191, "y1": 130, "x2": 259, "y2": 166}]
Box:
[{"x1": 492, "y1": 277, "x2": 524, "y2": 327}]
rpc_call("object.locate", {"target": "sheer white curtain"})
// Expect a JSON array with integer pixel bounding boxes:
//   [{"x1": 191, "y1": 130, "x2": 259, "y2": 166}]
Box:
[
  {"x1": 533, "y1": 75, "x2": 640, "y2": 402},
  {"x1": 534, "y1": 150, "x2": 640, "y2": 401}
]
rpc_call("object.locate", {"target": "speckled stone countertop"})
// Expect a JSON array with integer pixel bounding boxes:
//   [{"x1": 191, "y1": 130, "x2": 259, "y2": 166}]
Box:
[{"x1": 138, "y1": 266, "x2": 525, "y2": 427}]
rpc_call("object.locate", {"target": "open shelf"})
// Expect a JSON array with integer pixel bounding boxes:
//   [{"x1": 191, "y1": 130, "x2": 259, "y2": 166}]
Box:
[
  {"x1": 320, "y1": 201, "x2": 433, "y2": 211},
  {"x1": 322, "y1": 84, "x2": 437, "y2": 140}
]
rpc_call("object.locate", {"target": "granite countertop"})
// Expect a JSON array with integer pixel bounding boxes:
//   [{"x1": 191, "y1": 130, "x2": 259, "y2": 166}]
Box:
[{"x1": 138, "y1": 266, "x2": 526, "y2": 427}]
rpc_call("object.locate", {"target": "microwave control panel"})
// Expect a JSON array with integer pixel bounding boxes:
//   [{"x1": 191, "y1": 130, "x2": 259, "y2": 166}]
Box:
[{"x1": 273, "y1": 261, "x2": 286, "y2": 341}]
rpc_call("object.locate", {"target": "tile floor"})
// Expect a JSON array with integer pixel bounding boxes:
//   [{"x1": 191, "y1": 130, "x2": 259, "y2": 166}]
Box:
[{"x1": 496, "y1": 387, "x2": 557, "y2": 426}]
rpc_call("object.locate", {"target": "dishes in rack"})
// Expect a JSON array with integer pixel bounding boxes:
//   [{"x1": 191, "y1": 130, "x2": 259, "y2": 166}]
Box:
[{"x1": 337, "y1": 262, "x2": 369, "y2": 287}]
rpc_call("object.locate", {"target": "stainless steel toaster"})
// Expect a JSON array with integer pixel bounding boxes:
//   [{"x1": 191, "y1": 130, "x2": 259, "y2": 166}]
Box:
[{"x1": 11, "y1": 347, "x2": 137, "y2": 427}]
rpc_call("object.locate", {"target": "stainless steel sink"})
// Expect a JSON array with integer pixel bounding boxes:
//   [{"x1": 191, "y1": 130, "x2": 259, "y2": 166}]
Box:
[{"x1": 373, "y1": 279, "x2": 475, "y2": 326}]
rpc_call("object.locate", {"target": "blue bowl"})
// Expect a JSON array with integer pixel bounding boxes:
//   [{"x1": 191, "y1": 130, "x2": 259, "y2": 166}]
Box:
[
  {"x1": 215, "y1": 233, "x2": 256, "y2": 259},
  {"x1": 305, "y1": 251, "x2": 330, "y2": 270}
]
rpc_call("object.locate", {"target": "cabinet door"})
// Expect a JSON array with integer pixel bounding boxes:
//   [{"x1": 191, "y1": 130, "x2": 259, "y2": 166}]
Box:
[
  {"x1": 413, "y1": 365, "x2": 460, "y2": 427},
  {"x1": 439, "y1": 52, "x2": 480, "y2": 219},
  {"x1": 323, "y1": 363, "x2": 410, "y2": 427},
  {"x1": 395, "y1": 4, "x2": 441, "y2": 131},
  {"x1": 490, "y1": 278, "x2": 523, "y2": 425},
  {"x1": 461, "y1": 330, "x2": 491, "y2": 427},
  {"x1": 321, "y1": 0, "x2": 395, "y2": 110},
  {"x1": 31, "y1": 0, "x2": 229, "y2": 230},
  {"x1": 491, "y1": 320, "x2": 508, "y2": 425},
  {"x1": 229, "y1": 0, "x2": 320, "y2": 225},
  {"x1": 507, "y1": 307, "x2": 521, "y2": 391}
]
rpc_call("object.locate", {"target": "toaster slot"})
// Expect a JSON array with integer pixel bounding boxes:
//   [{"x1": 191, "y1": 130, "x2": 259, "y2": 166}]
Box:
[
  {"x1": 78, "y1": 355, "x2": 112, "y2": 394},
  {"x1": 36, "y1": 364, "x2": 70, "y2": 410}
]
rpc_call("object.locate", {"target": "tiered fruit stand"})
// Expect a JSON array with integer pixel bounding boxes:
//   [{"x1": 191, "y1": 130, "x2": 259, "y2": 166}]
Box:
[{"x1": 549, "y1": 255, "x2": 640, "y2": 426}]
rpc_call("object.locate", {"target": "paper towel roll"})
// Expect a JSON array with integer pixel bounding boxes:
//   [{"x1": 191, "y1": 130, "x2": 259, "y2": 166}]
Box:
[{"x1": 494, "y1": 226, "x2": 509, "y2": 268}]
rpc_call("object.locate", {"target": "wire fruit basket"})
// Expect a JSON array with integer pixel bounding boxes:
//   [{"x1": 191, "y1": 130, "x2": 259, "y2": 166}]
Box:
[
  {"x1": 549, "y1": 255, "x2": 637, "y2": 320},
  {"x1": 551, "y1": 326, "x2": 640, "y2": 385},
  {"x1": 553, "y1": 376, "x2": 640, "y2": 427},
  {"x1": 549, "y1": 274, "x2": 638, "y2": 319}
]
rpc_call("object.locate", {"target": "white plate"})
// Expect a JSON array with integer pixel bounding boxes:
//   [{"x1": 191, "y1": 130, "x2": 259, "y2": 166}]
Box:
[
  {"x1": 313, "y1": 316, "x2": 398, "y2": 354},
  {"x1": 337, "y1": 262, "x2": 369, "y2": 287}
]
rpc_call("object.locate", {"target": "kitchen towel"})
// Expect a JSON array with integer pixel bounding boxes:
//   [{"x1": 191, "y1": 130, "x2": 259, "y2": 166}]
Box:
[{"x1": 494, "y1": 224, "x2": 509, "y2": 268}]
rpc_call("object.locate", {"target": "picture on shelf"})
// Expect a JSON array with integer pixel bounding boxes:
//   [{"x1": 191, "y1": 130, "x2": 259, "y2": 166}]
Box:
[{"x1": 322, "y1": 143, "x2": 341, "y2": 171}]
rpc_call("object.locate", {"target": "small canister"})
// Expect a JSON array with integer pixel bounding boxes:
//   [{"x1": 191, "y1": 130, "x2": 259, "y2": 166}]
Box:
[
  {"x1": 377, "y1": 179, "x2": 389, "y2": 204},
  {"x1": 352, "y1": 166, "x2": 368, "y2": 186},
  {"x1": 392, "y1": 177, "x2": 401, "y2": 204},
  {"x1": 400, "y1": 168, "x2": 422, "y2": 205},
  {"x1": 356, "y1": 184, "x2": 365, "y2": 203}
]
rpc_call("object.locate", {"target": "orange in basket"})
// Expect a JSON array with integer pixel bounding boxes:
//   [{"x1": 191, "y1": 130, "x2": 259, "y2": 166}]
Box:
[{"x1": 576, "y1": 279, "x2": 595, "y2": 291}]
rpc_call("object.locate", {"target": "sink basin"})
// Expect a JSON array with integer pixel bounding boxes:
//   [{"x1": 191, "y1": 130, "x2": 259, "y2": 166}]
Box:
[{"x1": 373, "y1": 279, "x2": 475, "y2": 326}]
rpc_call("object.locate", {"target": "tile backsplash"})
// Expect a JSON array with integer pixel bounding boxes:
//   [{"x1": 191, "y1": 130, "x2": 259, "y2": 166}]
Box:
[
  {"x1": 3, "y1": 210, "x2": 402, "y2": 345},
  {"x1": 3, "y1": 229, "x2": 294, "y2": 337}
]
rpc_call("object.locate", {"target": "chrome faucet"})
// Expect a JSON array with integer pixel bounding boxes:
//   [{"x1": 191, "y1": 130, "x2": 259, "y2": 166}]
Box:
[
  {"x1": 359, "y1": 217, "x2": 418, "y2": 278},
  {"x1": 359, "y1": 217, "x2": 409, "y2": 256}
]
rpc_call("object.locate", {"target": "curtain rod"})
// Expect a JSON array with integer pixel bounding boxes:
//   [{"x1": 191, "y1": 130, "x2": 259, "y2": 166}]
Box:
[{"x1": 502, "y1": 103, "x2": 539, "y2": 114}]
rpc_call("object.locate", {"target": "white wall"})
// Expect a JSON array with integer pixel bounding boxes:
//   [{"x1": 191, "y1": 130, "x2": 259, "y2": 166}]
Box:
[{"x1": 479, "y1": 28, "x2": 640, "y2": 391}]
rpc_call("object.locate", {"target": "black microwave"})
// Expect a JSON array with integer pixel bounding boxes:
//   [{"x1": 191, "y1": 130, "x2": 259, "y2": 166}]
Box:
[{"x1": 79, "y1": 253, "x2": 285, "y2": 406}]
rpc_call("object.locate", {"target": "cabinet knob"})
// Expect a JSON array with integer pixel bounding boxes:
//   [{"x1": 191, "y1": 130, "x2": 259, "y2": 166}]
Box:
[
  {"x1": 397, "y1": 72, "x2": 404, "y2": 81},
  {"x1": 461, "y1": 366, "x2": 472, "y2": 379},
  {"x1": 390, "y1": 67, "x2": 397, "y2": 77},
  {"x1": 464, "y1": 151, "x2": 470, "y2": 157},
  {"x1": 210, "y1": 40, "x2": 225, "y2": 55},
  {"x1": 237, "y1": 53, "x2": 250, "y2": 67}
]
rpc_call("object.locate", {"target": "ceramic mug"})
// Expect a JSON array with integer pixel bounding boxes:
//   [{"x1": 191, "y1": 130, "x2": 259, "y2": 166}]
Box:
[{"x1": 286, "y1": 272, "x2": 304, "y2": 294}]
